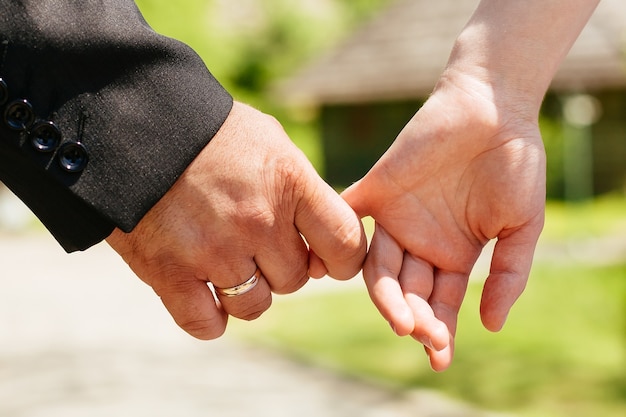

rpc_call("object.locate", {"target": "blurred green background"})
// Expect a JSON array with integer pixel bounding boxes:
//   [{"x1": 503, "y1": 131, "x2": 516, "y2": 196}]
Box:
[
  {"x1": 132, "y1": 1, "x2": 625, "y2": 417},
  {"x1": 135, "y1": 0, "x2": 390, "y2": 175}
]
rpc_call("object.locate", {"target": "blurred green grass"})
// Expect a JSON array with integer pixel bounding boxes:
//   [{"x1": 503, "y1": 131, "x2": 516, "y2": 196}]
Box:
[
  {"x1": 542, "y1": 193, "x2": 626, "y2": 241},
  {"x1": 233, "y1": 197, "x2": 626, "y2": 417}
]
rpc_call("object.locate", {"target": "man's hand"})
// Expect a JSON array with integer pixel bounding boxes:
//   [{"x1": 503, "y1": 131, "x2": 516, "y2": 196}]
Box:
[{"x1": 106, "y1": 101, "x2": 367, "y2": 340}]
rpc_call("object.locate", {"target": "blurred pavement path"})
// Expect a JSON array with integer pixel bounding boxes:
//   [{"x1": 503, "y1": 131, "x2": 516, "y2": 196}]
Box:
[{"x1": 0, "y1": 233, "x2": 503, "y2": 417}]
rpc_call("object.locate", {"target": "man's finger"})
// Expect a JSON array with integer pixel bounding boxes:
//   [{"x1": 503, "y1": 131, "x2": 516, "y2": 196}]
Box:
[
  {"x1": 153, "y1": 276, "x2": 228, "y2": 340},
  {"x1": 295, "y1": 178, "x2": 367, "y2": 280},
  {"x1": 341, "y1": 180, "x2": 370, "y2": 218},
  {"x1": 308, "y1": 249, "x2": 329, "y2": 279},
  {"x1": 254, "y1": 228, "x2": 310, "y2": 294}
]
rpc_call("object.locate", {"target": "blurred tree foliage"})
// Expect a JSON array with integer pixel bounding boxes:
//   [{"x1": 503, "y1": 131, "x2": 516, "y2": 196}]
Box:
[
  {"x1": 134, "y1": 0, "x2": 390, "y2": 172},
  {"x1": 135, "y1": 0, "x2": 389, "y2": 103}
]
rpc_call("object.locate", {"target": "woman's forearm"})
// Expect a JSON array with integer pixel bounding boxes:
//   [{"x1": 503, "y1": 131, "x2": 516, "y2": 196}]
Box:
[{"x1": 443, "y1": 0, "x2": 600, "y2": 111}]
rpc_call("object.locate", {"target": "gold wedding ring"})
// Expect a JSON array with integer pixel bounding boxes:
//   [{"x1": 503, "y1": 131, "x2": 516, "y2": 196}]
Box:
[{"x1": 214, "y1": 268, "x2": 261, "y2": 297}]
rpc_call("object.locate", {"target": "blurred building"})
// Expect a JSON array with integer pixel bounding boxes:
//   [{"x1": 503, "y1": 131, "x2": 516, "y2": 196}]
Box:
[{"x1": 277, "y1": 0, "x2": 626, "y2": 199}]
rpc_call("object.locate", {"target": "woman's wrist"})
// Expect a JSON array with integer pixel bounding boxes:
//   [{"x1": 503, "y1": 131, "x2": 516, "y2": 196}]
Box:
[
  {"x1": 439, "y1": 30, "x2": 547, "y2": 122},
  {"x1": 437, "y1": 0, "x2": 600, "y2": 122}
]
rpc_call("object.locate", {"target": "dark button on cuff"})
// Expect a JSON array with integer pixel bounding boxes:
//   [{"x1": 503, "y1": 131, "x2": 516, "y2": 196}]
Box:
[
  {"x1": 0, "y1": 78, "x2": 7, "y2": 106},
  {"x1": 58, "y1": 142, "x2": 89, "y2": 173},
  {"x1": 30, "y1": 121, "x2": 62, "y2": 152},
  {"x1": 4, "y1": 99, "x2": 35, "y2": 131}
]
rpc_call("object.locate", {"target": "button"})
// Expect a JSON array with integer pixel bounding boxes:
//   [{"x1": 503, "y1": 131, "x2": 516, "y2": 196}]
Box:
[
  {"x1": 58, "y1": 142, "x2": 88, "y2": 173},
  {"x1": 30, "y1": 121, "x2": 62, "y2": 152},
  {"x1": 4, "y1": 99, "x2": 35, "y2": 131},
  {"x1": 0, "y1": 78, "x2": 7, "y2": 106}
]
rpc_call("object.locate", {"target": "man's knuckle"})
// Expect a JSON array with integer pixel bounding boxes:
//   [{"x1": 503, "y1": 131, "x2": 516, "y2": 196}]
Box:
[{"x1": 181, "y1": 318, "x2": 226, "y2": 340}]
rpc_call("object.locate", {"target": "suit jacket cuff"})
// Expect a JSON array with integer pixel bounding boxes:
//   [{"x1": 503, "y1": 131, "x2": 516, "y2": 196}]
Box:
[{"x1": 0, "y1": 0, "x2": 233, "y2": 252}]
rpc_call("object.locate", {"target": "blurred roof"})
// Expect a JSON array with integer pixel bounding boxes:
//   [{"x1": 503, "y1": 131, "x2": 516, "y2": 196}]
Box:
[{"x1": 276, "y1": 0, "x2": 626, "y2": 105}]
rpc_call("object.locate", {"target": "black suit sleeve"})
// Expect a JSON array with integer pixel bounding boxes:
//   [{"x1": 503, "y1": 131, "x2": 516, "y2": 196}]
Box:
[{"x1": 0, "y1": 0, "x2": 233, "y2": 252}]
